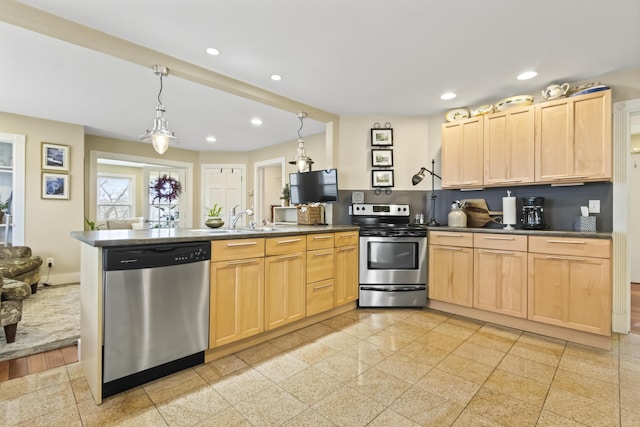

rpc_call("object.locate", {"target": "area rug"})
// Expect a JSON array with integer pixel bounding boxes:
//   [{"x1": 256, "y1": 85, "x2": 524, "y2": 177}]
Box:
[{"x1": 0, "y1": 283, "x2": 80, "y2": 362}]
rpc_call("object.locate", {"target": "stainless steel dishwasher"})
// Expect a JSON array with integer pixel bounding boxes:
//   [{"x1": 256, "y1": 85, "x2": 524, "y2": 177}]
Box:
[{"x1": 102, "y1": 242, "x2": 210, "y2": 398}]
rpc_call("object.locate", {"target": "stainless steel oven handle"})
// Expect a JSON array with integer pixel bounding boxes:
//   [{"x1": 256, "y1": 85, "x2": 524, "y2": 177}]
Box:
[{"x1": 360, "y1": 286, "x2": 426, "y2": 292}]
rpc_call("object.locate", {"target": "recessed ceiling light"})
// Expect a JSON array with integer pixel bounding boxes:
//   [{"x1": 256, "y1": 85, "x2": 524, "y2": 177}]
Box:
[
  {"x1": 206, "y1": 47, "x2": 220, "y2": 56},
  {"x1": 517, "y1": 71, "x2": 537, "y2": 80},
  {"x1": 270, "y1": 74, "x2": 282, "y2": 81},
  {"x1": 206, "y1": 136, "x2": 216, "y2": 143},
  {"x1": 250, "y1": 118, "x2": 263, "y2": 125},
  {"x1": 440, "y1": 92, "x2": 456, "y2": 100}
]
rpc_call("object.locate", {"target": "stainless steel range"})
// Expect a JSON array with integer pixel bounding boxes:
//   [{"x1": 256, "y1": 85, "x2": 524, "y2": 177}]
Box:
[{"x1": 352, "y1": 203, "x2": 427, "y2": 308}]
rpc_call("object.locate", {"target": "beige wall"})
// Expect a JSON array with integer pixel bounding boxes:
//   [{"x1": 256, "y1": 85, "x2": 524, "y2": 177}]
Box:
[{"x1": 0, "y1": 112, "x2": 84, "y2": 284}]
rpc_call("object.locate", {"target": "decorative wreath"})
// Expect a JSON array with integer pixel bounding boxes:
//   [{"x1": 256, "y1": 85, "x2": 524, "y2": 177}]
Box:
[{"x1": 150, "y1": 174, "x2": 183, "y2": 203}]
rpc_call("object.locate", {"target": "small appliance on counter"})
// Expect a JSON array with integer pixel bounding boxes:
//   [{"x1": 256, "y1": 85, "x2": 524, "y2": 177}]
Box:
[{"x1": 521, "y1": 197, "x2": 547, "y2": 230}]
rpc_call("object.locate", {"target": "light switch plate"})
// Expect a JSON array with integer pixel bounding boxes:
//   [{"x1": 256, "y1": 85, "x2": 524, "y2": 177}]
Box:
[{"x1": 589, "y1": 200, "x2": 600, "y2": 214}]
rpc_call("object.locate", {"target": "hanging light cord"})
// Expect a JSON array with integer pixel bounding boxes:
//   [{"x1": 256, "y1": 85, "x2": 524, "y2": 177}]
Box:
[
  {"x1": 298, "y1": 115, "x2": 304, "y2": 139},
  {"x1": 157, "y1": 73, "x2": 164, "y2": 105}
]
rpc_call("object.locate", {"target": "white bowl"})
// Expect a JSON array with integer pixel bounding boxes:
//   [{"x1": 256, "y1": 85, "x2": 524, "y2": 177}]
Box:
[
  {"x1": 445, "y1": 108, "x2": 470, "y2": 122},
  {"x1": 494, "y1": 95, "x2": 534, "y2": 112}
]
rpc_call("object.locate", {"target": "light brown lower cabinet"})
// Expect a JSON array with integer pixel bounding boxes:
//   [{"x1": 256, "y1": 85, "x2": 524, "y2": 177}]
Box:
[
  {"x1": 428, "y1": 244, "x2": 474, "y2": 307},
  {"x1": 265, "y1": 252, "x2": 306, "y2": 330},
  {"x1": 210, "y1": 257, "x2": 264, "y2": 348},
  {"x1": 528, "y1": 236, "x2": 611, "y2": 335},
  {"x1": 473, "y1": 234, "x2": 528, "y2": 318},
  {"x1": 334, "y1": 244, "x2": 358, "y2": 306}
]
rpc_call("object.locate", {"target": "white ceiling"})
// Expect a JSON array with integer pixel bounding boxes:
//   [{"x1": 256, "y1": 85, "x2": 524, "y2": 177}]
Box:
[{"x1": 1, "y1": 0, "x2": 639, "y2": 152}]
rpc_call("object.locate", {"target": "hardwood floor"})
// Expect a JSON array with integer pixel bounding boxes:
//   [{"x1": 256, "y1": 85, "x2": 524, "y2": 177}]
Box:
[
  {"x1": 631, "y1": 282, "x2": 640, "y2": 334},
  {"x1": 0, "y1": 344, "x2": 78, "y2": 382}
]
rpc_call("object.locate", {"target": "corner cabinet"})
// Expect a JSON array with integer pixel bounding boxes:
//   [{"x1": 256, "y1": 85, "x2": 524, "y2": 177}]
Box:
[
  {"x1": 441, "y1": 117, "x2": 484, "y2": 189},
  {"x1": 535, "y1": 90, "x2": 612, "y2": 184}
]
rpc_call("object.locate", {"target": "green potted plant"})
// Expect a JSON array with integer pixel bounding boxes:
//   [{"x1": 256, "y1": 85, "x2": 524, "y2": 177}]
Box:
[
  {"x1": 280, "y1": 184, "x2": 291, "y2": 207},
  {"x1": 204, "y1": 203, "x2": 224, "y2": 228}
]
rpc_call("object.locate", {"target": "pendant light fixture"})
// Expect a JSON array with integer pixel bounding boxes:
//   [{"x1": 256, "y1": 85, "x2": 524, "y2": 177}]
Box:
[
  {"x1": 289, "y1": 112, "x2": 314, "y2": 172},
  {"x1": 140, "y1": 65, "x2": 177, "y2": 155}
]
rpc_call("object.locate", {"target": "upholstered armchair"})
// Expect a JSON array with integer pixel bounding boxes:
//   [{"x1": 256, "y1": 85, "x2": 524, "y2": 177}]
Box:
[
  {"x1": 0, "y1": 277, "x2": 31, "y2": 343},
  {"x1": 0, "y1": 246, "x2": 43, "y2": 294}
]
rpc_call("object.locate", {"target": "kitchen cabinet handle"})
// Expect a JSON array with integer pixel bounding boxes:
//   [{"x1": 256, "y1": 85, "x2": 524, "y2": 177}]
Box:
[
  {"x1": 546, "y1": 255, "x2": 586, "y2": 261},
  {"x1": 312, "y1": 236, "x2": 333, "y2": 240},
  {"x1": 313, "y1": 251, "x2": 333, "y2": 257},
  {"x1": 339, "y1": 233, "x2": 357, "y2": 238},
  {"x1": 225, "y1": 259, "x2": 258, "y2": 266},
  {"x1": 313, "y1": 283, "x2": 333, "y2": 291},
  {"x1": 278, "y1": 254, "x2": 302, "y2": 260},
  {"x1": 482, "y1": 250, "x2": 515, "y2": 255},
  {"x1": 492, "y1": 179, "x2": 522, "y2": 183},
  {"x1": 435, "y1": 233, "x2": 464, "y2": 237},
  {"x1": 226, "y1": 241, "x2": 258, "y2": 247},
  {"x1": 551, "y1": 175, "x2": 588, "y2": 180},
  {"x1": 336, "y1": 247, "x2": 354, "y2": 252},
  {"x1": 437, "y1": 247, "x2": 462, "y2": 251},
  {"x1": 483, "y1": 237, "x2": 515, "y2": 241},
  {"x1": 546, "y1": 240, "x2": 586, "y2": 245},
  {"x1": 277, "y1": 238, "x2": 302, "y2": 244}
]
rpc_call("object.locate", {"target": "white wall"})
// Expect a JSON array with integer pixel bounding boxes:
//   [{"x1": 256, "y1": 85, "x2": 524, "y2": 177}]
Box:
[{"x1": 337, "y1": 116, "x2": 432, "y2": 190}]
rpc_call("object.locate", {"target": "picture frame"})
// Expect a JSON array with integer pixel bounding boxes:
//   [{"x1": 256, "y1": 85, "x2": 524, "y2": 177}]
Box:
[
  {"x1": 371, "y1": 128, "x2": 393, "y2": 146},
  {"x1": 371, "y1": 149, "x2": 393, "y2": 167},
  {"x1": 371, "y1": 169, "x2": 394, "y2": 187},
  {"x1": 42, "y1": 172, "x2": 69, "y2": 200},
  {"x1": 41, "y1": 142, "x2": 70, "y2": 171}
]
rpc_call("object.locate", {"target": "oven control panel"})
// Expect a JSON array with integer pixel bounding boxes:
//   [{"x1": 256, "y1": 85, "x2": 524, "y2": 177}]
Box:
[{"x1": 352, "y1": 203, "x2": 410, "y2": 216}]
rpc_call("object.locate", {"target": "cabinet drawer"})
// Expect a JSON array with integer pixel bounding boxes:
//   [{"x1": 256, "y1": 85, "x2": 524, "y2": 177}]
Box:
[
  {"x1": 211, "y1": 238, "x2": 265, "y2": 262},
  {"x1": 306, "y1": 279, "x2": 334, "y2": 316},
  {"x1": 265, "y1": 235, "x2": 306, "y2": 255},
  {"x1": 307, "y1": 233, "x2": 335, "y2": 250},
  {"x1": 528, "y1": 236, "x2": 611, "y2": 258},
  {"x1": 335, "y1": 231, "x2": 359, "y2": 247},
  {"x1": 429, "y1": 231, "x2": 473, "y2": 248},
  {"x1": 307, "y1": 249, "x2": 335, "y2": 283},
  {"x1": 474, "y1": 233, "x2": 527, "y2": 251}
]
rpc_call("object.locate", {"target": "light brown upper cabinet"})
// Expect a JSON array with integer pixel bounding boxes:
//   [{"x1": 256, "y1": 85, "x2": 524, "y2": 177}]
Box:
[
  {"x1": 535, "y1": 90, "x2": 612, "y2": 184},
  {"x1": 484, "y1": 106, "x2": 535, "y2": 185},
  {"x1": 441, "y1": 117, "x2": 484, "y2": 189}
]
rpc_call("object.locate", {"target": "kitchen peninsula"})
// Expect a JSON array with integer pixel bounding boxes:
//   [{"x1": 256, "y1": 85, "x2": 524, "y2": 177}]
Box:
[{"x1": 71, "y1": 225, "x2": 359, "y2": 404}]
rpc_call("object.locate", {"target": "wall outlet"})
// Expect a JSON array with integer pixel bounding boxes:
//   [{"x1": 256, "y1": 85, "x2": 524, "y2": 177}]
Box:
[
  {"x1": 588, "y1": 200, "x2": 601, "y2": 214},
  {"x1": 46, "y1": 257, "x2": 54, "y2": 267}
]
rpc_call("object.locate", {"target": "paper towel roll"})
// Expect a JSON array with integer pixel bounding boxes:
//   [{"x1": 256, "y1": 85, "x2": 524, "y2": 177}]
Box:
[{"x1": 503, "y1": 196, "x2": 516, "y2": 225}]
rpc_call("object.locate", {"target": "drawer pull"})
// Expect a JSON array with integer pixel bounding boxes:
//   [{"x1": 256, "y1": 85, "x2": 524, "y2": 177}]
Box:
[
  {"x1": 552, "y1": 175, "x2": 588, "y2": 180},
  {"x1": 483, "y1": 236, "x2": 515, "y2": 241},
  {"x1": 277, "y1": 238, "x2": 302, "y2": 244},
  {"x1": 340, "y1": 233, "x2": 357, "y2": 238},
  {"x1": 546, "y1": 240, "x2": 586, "y2": 245},
  {"x1": 313, "y1": 283, "x2": 333, "y2": 291},
  {"x1": 225, "y1": 259, "x2": 258, "y2": 266},
  {"x1": 226, "y1": 241, "x2": 258, "y2": 247},
  {"x1": 313, "y1": 252, "x2": 333, "y2": 257},
  {"x1": 492, "y1": 179, "x2": 523, "y2": 183},
  {"x1": 435, "y1": 233, "x2": 464, "y2": 237},
  {"x1": 313, "y1": 236, "x2": 333, "y2": 240},
  {"x1": 336, "y1": 247, "x2": 354, "y2": 252},
  {"x1": 482, "y1": 250, "x2": 515, "y2": 255},
  {"x1": 278, "y1": 254, "x2": 302, "y2": 260},
  {"x1": 438, "y1": 247, "x2": 462, "y2": 251},
  {"x1": 546, "y1": 255, "x2": 586, "y2": 261}
]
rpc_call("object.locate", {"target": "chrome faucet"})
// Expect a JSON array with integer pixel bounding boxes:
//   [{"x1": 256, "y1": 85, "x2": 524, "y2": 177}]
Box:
[{"x1": 230, "y1": 204, "x2": 254, "y2": 229}]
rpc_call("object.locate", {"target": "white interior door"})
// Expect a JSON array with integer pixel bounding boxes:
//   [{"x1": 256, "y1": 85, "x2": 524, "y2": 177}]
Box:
[{"x1": 201, "y1": 165, "x2": 245, "y2": 228}]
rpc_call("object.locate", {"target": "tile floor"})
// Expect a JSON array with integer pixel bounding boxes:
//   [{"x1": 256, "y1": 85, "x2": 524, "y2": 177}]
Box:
[{"x1": 1, "y1": 308, "x2": 639, "y2": 426}]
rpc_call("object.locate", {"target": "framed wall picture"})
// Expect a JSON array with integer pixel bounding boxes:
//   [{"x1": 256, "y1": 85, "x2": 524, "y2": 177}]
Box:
[
  {"x1": 41, "y1": 142, "x2": 70, "y2": 172},
  {"x1": 371, "y1": 170, "x2": 394, "y2": 187},
  {"x1": 371, "y1": 128, "x2": 393, "y2": 146},
  {"x1": 371, "y1": 149, "x2": 393, "y2": 167},
  {"x1": 42, "y1": 172, "x2": 69, "y2": 199}
]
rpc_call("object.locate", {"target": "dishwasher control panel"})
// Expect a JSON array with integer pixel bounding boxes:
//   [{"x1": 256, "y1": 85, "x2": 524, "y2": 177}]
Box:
[{"x1": 104, "y1": 242, "x2": 211, "y2": 270}]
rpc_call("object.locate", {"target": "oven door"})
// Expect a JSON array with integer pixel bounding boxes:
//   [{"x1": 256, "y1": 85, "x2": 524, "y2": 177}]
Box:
[{"x1": 359, "y1": 236, "x2": 427, "y2": 285}]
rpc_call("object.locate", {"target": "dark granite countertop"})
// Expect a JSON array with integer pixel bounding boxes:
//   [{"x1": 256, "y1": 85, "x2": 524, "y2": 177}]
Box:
[
  {"x1": 424, "y1": 225, "x2": 611, "y2": 239},
  {"x1": 71, "y1": 225, "x2": 360, "y2": 247}
]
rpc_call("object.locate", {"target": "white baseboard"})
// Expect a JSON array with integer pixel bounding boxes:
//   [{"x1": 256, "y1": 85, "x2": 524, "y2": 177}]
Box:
[{"x1": 41, "y1": 271, "x2": 80, "y2": 286}]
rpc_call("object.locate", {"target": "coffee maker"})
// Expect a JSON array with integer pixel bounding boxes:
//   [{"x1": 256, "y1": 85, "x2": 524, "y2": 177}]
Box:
[{"x1": 521, "y1": 197, "x2": 546, "y2": 229}]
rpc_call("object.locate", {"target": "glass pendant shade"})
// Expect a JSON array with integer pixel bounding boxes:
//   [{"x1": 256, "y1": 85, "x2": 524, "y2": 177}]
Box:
[
  {"x1": 140, "y1": 65, "x2": 176, "y2": 154},
  {"x1": 289, "y1": 112, "x2": 313, "y2": 172}
]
